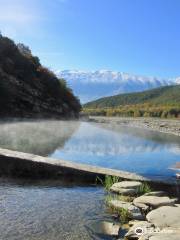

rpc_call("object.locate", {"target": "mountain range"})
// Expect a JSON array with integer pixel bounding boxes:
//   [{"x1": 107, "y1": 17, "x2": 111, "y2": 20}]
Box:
[
  {"x1": 83, "y1": 85, "x2": 180, "y2": 118},
  {"x1": 57, "y1": 70, "x2": 179, "y2": 103}
]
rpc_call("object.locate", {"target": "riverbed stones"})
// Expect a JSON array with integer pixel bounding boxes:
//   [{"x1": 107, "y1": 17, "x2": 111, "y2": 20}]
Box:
[
  {"x1": 139, "y1": 233, "x2": 180, "y2": 240},
  {"x1": 133, "y1": 196, "x2": 177, "y2": 210},
  {"x1": 125, "y1": 221, "x2": 158, "y2": 239},
  {"x1": 146, "y1": 205, "x2": 180, "y2": 229},
  {"x1": 93, "y1": 221, "x2": 120, "y2": 236},
  {"x1": 109, "y1": 200, "x2": 144, "y2": 220},
  {"x1": 143, "y1": 191, "x2": 167, "y2": 197},
  {"x1": 139, "y1": 228, "x2": 180, "y2": 240},
  {"x1": 110, "y1": 181, "x2": 142, "y2": 195},
  {"x1": 129, "y1": 220, "x2": 144, "y2": 227}
]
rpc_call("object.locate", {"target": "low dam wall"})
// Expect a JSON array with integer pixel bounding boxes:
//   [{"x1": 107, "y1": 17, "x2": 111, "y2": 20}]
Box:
[
  {"x1": 0, "y1": 148, "x2": 178, "y2": 190},
  {"x1": 0, "y1": 148, "x2": 148, "y2": 182}
]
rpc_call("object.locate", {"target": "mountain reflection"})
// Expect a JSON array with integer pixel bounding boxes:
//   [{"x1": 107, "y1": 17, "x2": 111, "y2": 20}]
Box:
[
  {"x1": 50, "y1": 122, "x2": 180, "y2": 180},
  {"x1": 52, "y1": 122, "x2": 180, "y2": 157},
  {"x1": 0, "y1": 120, "x2": 179, "y2": 180}
]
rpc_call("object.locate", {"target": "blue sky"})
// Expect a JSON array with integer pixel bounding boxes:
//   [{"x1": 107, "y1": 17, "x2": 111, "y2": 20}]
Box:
[{"x1": 0, "y1": 0, "x2": 180, "y2": 78}]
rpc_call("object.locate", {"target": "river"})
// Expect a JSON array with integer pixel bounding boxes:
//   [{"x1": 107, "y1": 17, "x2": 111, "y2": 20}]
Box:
[{"x1": 0, "y1": 120, "x2": 179, "y2": 239}]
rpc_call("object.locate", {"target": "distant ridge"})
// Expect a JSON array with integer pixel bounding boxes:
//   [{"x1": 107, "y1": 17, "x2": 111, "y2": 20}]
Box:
[
  {"x1": 84, "y1": 85, "x2": 180, "y2": 108},
  {"x1": 83, "y1": 85, "x2": 180, "y2": 118}
]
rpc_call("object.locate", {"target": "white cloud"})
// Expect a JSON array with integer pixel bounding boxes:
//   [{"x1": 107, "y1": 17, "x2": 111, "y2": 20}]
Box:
[
  {"x1": 175, "y1": 77, "x2": 180, "y2": 84},
  {"x1": 0, "y1": 0, "x2": 44, "y2": 38},
  {"x1": 0, "y1": 0, "x2": 41, "y2": 24}
]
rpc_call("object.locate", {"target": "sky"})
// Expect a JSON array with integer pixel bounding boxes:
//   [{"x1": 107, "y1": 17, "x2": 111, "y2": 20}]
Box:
[{"x1": 0, "y1": 0, "x2": 180, "y2": 78}]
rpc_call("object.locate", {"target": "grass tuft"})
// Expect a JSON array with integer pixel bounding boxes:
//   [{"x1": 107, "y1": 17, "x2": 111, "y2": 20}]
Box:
[
  {"x1": 137, "y1": 182, "x2": 151, "y2": 195},
  {"x1": 96, "y1": 175, "x2": 121, "y2": 191}
]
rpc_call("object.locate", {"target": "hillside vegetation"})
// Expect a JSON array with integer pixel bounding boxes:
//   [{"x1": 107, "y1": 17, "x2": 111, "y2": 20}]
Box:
[
  {"x1": 83, "y1": 85, "x2": 180, "y2": 118},
  {"x1": 0, "y1": 34, "x2": 81, "y2": 118}
]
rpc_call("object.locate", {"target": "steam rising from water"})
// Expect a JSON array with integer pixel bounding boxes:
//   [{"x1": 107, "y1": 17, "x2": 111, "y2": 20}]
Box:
[
  {"x1": 0, "y1": 120, "x2": 80, "y2": 156},
  {"x1": 0, "y1": 120, "x2": 179, "y2": 180}
]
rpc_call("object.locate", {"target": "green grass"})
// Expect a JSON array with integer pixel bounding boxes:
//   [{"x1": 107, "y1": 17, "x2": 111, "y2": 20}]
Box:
[
  {"x1": 136, "y1": 182, "x2": 151, "y2": 195},
  {"x1": 96, "y1": 175, "x2": 121, "y2": 191},
  {"x1": 105, "y1": 194, "x2": 134, "y2": 206},
  {"x1": 106, "y1": 201, "x2": 132, "y2": 223},
  {"x1": 117, "y1": 208, "x2": 132, "y2": 223},
  {"x1": 105, "y1": 193, "x2": 134, "y2": 223}
]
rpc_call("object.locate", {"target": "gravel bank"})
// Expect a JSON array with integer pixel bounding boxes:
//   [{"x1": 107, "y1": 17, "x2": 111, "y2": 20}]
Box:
[{"x1": 88, "y1": 116, "x2": 180, "y2": 137}]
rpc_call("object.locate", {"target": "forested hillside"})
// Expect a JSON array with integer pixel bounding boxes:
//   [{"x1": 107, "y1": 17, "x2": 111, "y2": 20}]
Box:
[
  {"x1": 83, "y1": 85, "x2": 180, "y2": 118},
  {"x1": 0, "y1": 34, "x2": 81, "y2": 118}
]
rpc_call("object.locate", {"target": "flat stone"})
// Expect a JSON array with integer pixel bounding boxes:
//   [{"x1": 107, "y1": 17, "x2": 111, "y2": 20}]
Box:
[
  {"x1": 111, "y1": 181, "x2": 142, "y2": 189},
  {"x1": 92, "y1": 221, "x2": 120, "y2": 236},
  {"x1": 139, "y1": 231, "x2": 180, "y2": 240},
  {"x1": 146, "y1": 205, "x2": 180, "y2": 229},
  {"x1": 133, "y1": 196, "x2": 177, "y2": 209},
  {"x1": 110, "y1": 181, "x2": 142, "y2": 195},
  {"x1": 148, "y1": 234, "x2": 180, "y2": 240},
  {"x1": 129, "y1": 220, "x2": 145, "y2": 227},
  {"x1": 110, "y1": 200, "x2": 132, "y2": 209},
  {"x1": 125, "y1": 221, "x2": 157, "y2": 239},
  {"x1": 143, "y1": 191, "x2": 167, "y2": 197},
  {"x1": 109, "y1": 200, "x2": 144, "y2": 220},
  {"x1": 110, "y1": 186, "x2": 137, "y2": 195}
]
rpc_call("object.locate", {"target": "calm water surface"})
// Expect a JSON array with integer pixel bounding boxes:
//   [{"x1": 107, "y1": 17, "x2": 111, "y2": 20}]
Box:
[
  {"x1": 0, "y1": 120, "x2": 180, "y2": 240},
  {"x1": 0, "y1": 120, "x2": 179, "y2": 181},
  {"x1": 0, "y1": 178, "x2": 111, "y2": 240}
]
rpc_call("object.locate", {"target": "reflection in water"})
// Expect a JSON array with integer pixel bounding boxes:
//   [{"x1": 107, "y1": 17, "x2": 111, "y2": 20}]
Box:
[
  {"x1": 0, "y1": 120, "x2": 80, "y2": 156},
  {"x1": 0, "y1": 178, "x2": 108, "y2": 240},
  {"x1": 0, "y1": 120, "x2": 179, "y2": 180},
  {"x1": 50, "y1": 122, "x2": 180, "y2": 181},
  {"x1": 0, "y1": 121, "x2": 179, "y2": 239}
]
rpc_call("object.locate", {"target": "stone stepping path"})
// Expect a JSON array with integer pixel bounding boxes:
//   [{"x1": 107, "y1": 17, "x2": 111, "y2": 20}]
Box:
[
  {"x1": 133, "y1": 195, "x2": 177, "y2": 210},
  {"x1": 110, "y1": 181, "x2": 142, "y2": 195}
]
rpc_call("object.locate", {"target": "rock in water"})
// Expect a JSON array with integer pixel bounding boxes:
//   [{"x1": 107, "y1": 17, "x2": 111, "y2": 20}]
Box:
[
  {"x1": 143, "y1": 191, "x2": 167, "y2": 197},
  {"x1": 139, "y1": 230, "x2": 180, "y2": 240},
  {"x1": 111, "y1": 181, "x2": 142, "y2": 189},
  {"x1": 92, "y1": 221, "x2": 120, "y2": 236},
  {"x1": 110, "y1": 181, "x2": 142, "y2": 195},
  {"x1": 125, "y1": 221, "x2": 158, "y2": 239},
  {"x1": 146, "y1": 205, "x2": 180, "y2": 228},
  {"x1": 109, "y1": 200, "x2": 144, "y2": 220},
  {"x1": 133, "y1": 196, "x2": 177, "y2": 209}
]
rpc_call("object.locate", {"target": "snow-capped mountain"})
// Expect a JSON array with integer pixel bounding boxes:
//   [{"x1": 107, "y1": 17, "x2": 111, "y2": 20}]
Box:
[{"x1": 56, "y1": 70, "x2": 178, "y2": 103}]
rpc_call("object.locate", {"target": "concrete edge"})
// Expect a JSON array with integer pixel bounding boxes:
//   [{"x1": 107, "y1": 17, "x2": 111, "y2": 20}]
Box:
[{"x1": 0, "y1": 147, "x2": 176, "y2": 185}]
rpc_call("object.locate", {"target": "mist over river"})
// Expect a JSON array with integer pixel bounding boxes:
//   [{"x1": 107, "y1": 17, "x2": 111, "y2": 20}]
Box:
[
  {"x1": 0, "y1": 120, "x2": 179, "y2": 181},
  {"x1": 0, "y1": 120, "x2": 180, "y2": 239}
]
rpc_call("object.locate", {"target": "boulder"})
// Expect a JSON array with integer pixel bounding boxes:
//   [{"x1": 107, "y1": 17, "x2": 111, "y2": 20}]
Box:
[
  {"x1": 148, "y1": 234, "x2": 180, "y2": 240},
  {"x1": 143, "y1": 191, "x2": 167, "y2": 197},
  {"x1": 93, "y1": 221, "x2": 120, "y2": 236},
  {"x1": 129, "y1": 220, "x2": 145, "y2": 227},
  {"x1": 109, "y1": 200, "x2": 144, "y2": 220},
  {"x1": 110, "y1": 187, "x2": 137, "y2": 195},
  {"x1": 110, "y1": 181, "x2": 142, "y2": 195},
  {"x1": 111, "y1": 181, "x2": 142, "y2": 189},
  {"x1": 133, "y1": 196, "x2": 177, "y2": 210},
  {"x1": 146, "y1": 205, "x2": 180, "y2": 229},
  {"x1": 139, "y1": 231, "x2": 180, "y2": 240},
  {"x1": 125, "y1": 221, "x2": 158, "y2": 239}
]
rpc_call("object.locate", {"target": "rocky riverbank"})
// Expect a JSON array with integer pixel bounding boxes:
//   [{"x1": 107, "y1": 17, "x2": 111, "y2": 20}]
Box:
[
  {"x1": 100, "y1": 180, "x2": 180, "y2": 240},
  {"x1": 88, "y1": 116, "x2": 180, "y2": 137}
]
